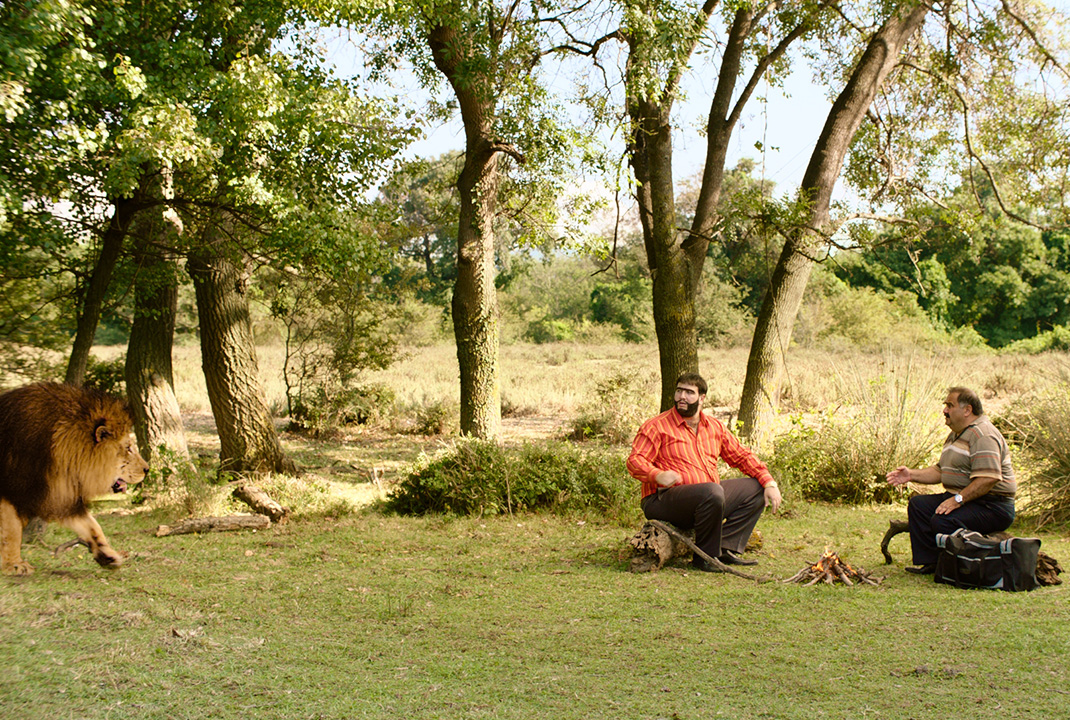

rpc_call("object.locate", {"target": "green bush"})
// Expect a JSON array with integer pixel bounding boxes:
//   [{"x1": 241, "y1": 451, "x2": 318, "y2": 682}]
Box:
[
  {"x1": 84, "y1": 354, "x2": 127, "y2": 396},
  {"x1": 384, "y1": 439, "x2": 639, "y2": 523},
  {"x1": 413, "y1": 398, "x2": 457, "y2": 436},
  {"x1": 1002, "y1": 326, "x2": 1070, "y2": 354},
  {"x1": 290, "y1": 383, "x2": 396, "y2": 436},
  {"x1": 524, "y1": 316, "x2": 576, "y2": 344}
]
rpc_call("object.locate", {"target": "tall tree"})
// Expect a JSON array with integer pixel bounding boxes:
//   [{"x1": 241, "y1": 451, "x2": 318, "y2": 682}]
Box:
[
  {"x1": 737, "y1": 0, "x2": 1070, "y2": 441},
  {"x1": 2, "y1": 0, "x2": 410, "y2": 471},
  {"x1": 568, "y1": 0, "x2": 833, "y2": 409},
  {"x1": 124, "y1": 169, "x2": 189, "y2": 466},
  {"x1": 189, "y1": 225, "x2": 295, "y2": 476},
  {"x1": 738, "y1": 1, "x2": 930, "y2": 442},
  {"x1": 345, "y1": 0, "x2": 590, "y2": 438}
]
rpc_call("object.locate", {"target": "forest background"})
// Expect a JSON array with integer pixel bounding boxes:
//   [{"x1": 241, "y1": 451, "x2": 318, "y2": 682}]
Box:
[{"x1": 4, "y1": 2, "x2": 1070, "y2": 718}]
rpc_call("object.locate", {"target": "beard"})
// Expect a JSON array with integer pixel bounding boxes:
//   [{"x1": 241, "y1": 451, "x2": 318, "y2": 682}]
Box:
[{"x1": 676, "y1": 399, "x2": 700, "y2": 418}]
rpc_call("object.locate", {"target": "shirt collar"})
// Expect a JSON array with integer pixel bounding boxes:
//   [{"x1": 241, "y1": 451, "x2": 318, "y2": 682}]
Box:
[{"x1": 671, "y1": 407, "x2": 709, "y2": 428}]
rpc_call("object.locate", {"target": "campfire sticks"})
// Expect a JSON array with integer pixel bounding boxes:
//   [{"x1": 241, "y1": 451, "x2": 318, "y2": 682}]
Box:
[{"x1": 783, "y1": 549, "x2": 882, "y2": 586}]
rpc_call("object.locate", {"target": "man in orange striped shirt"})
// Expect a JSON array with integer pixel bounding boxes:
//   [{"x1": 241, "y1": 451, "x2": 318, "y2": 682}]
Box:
[{"x1": 627, "y1": 372, "x2": 782, "y2": 572}]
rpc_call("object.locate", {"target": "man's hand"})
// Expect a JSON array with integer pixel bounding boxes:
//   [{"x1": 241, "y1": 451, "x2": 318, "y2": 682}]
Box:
[
  {"x1": 654, "y1": 470, "x2": 681, "y2": 488},
  {"x1": 764, "y1": 484, "x2": 782, "y2": 513},
  {"x1": 935, "y1": 496, "x2": 962, "y2": 515},
  {"x1": 886, "y1": 467, "x2": 912, "y2": 487}
]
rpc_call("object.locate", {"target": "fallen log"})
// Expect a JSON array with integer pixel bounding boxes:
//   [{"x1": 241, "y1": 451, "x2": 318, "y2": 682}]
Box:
[
  {"x1": 232, "y1": 483, "x2": 290, "y2": 523},
  {"x1": 156, "y1": 514, "x2": 270, "y2": 537}
]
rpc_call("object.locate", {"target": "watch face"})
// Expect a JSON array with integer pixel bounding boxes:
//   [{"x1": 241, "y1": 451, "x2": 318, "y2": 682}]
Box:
[{"x1": 955, "y1": 494, "x2": 963, "y2": 503}]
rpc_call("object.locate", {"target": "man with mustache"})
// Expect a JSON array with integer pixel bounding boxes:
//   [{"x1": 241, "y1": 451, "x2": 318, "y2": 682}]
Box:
[
  {"x1": 886, "y1": 386, "x2": 1017, "y2": 575},
  {"x1": 627, "y1": 372, "x2": 782, "y2": 572}
]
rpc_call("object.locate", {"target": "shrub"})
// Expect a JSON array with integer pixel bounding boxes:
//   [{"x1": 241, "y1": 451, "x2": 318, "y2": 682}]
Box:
[
  {"x1": 413, "y1": 398, "x2": 457, "y2": 436},
  {"x1": 1003, "y1": 383, "x2": 1070, "y2": 529},
  {"x1": 771, "y1": 352, "x2": 945, "y2": 504},
  {"x1": 1002, "y1": 326, "x2": 1070, "y2": 354},
  {"x1": 84, "y1": 354, "x2": 127, "y2": 396},
  {"x1": 290, "y1": 383, "x2": 396, "y2": 436},
  {"x1": 524, "y1": 316, "x2": 576, "y2": 344},
  {"x1": 384, "y1": 439, "x2": 639, "y2": 523}
]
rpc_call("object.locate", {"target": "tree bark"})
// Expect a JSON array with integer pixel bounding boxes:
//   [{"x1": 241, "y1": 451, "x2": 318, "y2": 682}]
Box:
[
  {"x1": 126, "y1": 252, "x2": 190, "y2": 464},
  {"x1": 428, "y1": 22, "x2": 504, "y2": 439},
  {"x1": 124, "y1": 173, "x2": 190, "y2": 467},
  {"x1": 65, "y1": 195, "x2": 138, "y2": 386},
  {"x1": 738, "y1": 3, "x2": 931, "y2": 443},
  {"x1": 188, "y1": 225, "x2": 294, "y2": 476}
]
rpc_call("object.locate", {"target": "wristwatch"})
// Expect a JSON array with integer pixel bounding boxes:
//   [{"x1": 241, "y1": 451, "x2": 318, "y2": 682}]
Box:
[{"x1": 954, "y1": 493, "x2": 964, "y2": 504}]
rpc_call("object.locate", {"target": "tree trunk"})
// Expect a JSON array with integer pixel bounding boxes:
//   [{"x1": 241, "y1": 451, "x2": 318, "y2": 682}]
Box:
[
  {"x1": 627, "y1": 70, "x2": 698, "y2": 410},
  {"x1": 65, "y1": 196, "x2": 138, "y2": 386},
  {"x1": 188, "y1": 229, "x2": 294, "y2": 476},
  {"x1": 428, "y1": 22, "x2": 505, "y2": 439},
  {"x1": 738, "y1": 3, "x2": 931, "y2": 443},
  {"x1": 452, "y1": 147, "x2": 502, "y2": 438},
  {"x1": 626, "y1": 6, "x2": 797, "y2": 410},
  {"x1": 125, "y1": 249, "x2": 190, "y2": 466}
]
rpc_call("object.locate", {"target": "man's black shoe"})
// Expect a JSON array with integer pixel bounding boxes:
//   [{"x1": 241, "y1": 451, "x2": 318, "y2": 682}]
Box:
[
  {"x1": 690, "y1": 557, "x2": 723, "y2": 573},
  {"x1": 905, "y1": 563, "x2": 936, "y2": 575},
  {"x1": 718, "y1": 549, "x2": 758, "y2": 566}
]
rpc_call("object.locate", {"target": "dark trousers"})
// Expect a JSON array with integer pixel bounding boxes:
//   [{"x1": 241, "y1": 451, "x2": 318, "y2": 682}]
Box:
[
  {"x1": 907, "y1": 492, "x2": 1015, "y2": 565},
  {"x1": 640, "y1": 477, "x2": 766, "y2": 559}
]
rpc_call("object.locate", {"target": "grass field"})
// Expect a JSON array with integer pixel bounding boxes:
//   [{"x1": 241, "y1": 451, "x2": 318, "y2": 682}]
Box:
[{"x1": 2, "y1": 342, "x2": 1069, "y2": 719}]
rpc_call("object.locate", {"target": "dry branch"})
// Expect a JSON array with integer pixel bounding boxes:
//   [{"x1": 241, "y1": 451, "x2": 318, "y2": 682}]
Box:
[
  {"x1": 628, "y1": 520, "x2": 767, "y2": 582},
  {"x1": 232, "y1": 483, "x2": 290, "y2": 523},
  {"x1": 155, "y1": 514, "x2": 270, "y2": 537},
  {"x1": 880, "y1": 518, "x2": 910, "y2": 564}
]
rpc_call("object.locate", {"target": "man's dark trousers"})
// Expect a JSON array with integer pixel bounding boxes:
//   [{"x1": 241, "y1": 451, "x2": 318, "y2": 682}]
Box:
[
  {"x1": 640, "y1": 477, "x2": 765, "y2": 559},
  {"x1": 907, "y1": 492, "x2": 1015, "y2": 565}
]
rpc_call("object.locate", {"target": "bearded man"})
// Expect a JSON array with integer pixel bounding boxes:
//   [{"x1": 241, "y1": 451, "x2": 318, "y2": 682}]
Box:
[{"x1": 627, "y1": 372, "x2": 782, "y2": 572}]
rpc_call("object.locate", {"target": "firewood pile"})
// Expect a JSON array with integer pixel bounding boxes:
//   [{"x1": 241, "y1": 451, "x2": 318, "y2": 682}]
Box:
[
  {"x1": 1037, "y1": 552, "x2": 1063, "y2": 586},
  {"x1": 784, "y1": 549, "x2": 882, "y2": 586}
]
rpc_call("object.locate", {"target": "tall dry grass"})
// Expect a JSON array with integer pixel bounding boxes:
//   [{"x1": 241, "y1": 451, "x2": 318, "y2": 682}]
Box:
[{"x1": 158, "y1": 341, "x2": 1070, "y2": 429}]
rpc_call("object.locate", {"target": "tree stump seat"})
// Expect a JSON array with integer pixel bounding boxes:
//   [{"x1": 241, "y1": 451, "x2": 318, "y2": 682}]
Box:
[{"x1": 627, "y1": 521, "x2": 763, "y2": 573}]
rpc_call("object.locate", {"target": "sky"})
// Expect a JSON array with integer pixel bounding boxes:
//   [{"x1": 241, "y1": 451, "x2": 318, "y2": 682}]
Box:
[
  {"x1": 315, "y1": 23, "x2": 833, "y2": 198},
  {"x1": 319, "y1": 0, "x2": 1068, "y2": 203}
]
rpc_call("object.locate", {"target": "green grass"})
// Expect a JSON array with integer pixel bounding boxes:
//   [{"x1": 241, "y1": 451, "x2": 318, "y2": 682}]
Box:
[
  {"x1": 2, "y1": 505, "x2": 1068, "y2": 720},
  {"x1": 29, "y1": 342, "x2": 1066, "y2": 719}
]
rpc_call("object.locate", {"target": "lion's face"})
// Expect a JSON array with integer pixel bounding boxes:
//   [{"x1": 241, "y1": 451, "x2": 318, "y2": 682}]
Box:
[{"x1": 111, "y1": 436, "x2": 149, "y2": 493}]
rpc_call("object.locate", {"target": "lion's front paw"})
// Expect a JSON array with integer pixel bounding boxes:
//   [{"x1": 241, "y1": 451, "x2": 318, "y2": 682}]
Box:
[
  {"x1": 93, "y1": 548, "x2": 125, "y2": 568},
  {"x1": 2, "y1": 560, "x2": 35, "y2": 576}
]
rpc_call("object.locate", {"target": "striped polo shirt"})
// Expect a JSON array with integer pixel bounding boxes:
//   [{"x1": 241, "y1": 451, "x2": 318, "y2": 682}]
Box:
[
  {"x1": 939, "y1": 416, "x2": 1016, "y2": 497},
  {"x1": 627, "y1": 408, "x2": 774, "y2": 499}
]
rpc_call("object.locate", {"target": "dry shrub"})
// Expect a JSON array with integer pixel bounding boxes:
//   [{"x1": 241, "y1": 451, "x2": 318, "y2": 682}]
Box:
[
  {"x1": 772, "y1": 351, "x2": 946, "y2": 504},
  {"x1": 567, "y1": 370, "x2": 658, "y2": 444},
  {"x1": 1003, "y1": 382, "x2": 1070, "y2": 529}
]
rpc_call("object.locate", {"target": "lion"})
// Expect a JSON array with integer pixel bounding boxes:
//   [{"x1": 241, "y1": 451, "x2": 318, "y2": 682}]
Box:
[{"x1": 0, "y1": 382, "x2": 149, "y2": 575}]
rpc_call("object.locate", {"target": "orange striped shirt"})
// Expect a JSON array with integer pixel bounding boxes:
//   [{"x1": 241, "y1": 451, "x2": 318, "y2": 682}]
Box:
[{"x1": 627, "y1": 408, "x2": 774, "y2": 499}]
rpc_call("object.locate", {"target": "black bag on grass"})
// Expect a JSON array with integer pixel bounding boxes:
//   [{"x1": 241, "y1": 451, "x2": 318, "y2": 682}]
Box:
[{"x1": 934, "y1": 528, "x2": 1040, "y2": 592}]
